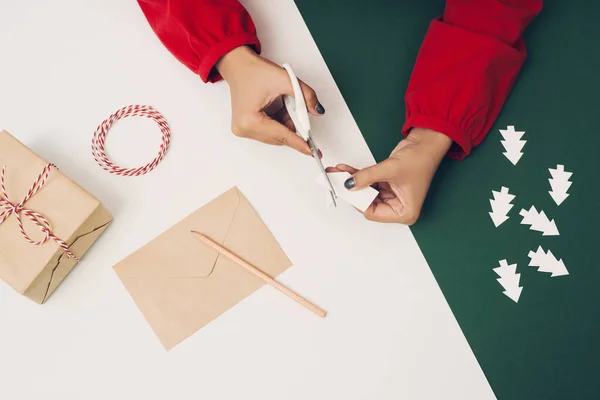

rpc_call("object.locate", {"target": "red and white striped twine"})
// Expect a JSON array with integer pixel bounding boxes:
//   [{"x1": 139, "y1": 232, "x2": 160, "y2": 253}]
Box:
[
  {"x1": 91, "y1": 105, "x2": 171, "y2": 176},
  {"x1": 0, "y1": 164, "x2": 79, "y2": 261}
]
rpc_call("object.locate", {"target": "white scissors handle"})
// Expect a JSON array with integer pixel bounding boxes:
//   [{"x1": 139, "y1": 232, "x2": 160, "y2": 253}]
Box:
[
  {"x1": 282, "y1": 63, "x2": 338, "y2": 207},
  {"x1": 282, "y1": 63, "x2": 310, "y2": 141}
]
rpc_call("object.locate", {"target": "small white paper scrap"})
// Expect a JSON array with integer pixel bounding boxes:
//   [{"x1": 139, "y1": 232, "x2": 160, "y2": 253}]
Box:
[
  {"x1": 527, "y1": 246, "x2": 569, "y2": 277},
  {"x1": 548, "y1": 164, "x2": 572, "y2": 206},
  {"x1": 493, "y1": 259, "x2": 523, "y2": 303},
  {"x1": 325, "y1": 189, "x2": 335, "y2": 208},
  {"x1": 489, "y1": 186, "x2": 515, "y2": 227},
  {"x1": 519, "y1": 206, "x2": 559, "y2": 236},
  {"x1": 316, "y1": 172, "x2": 378, "y2": 212},
  {"x1": 499, "y1": 125, "x2": 526, "y2": 165}
]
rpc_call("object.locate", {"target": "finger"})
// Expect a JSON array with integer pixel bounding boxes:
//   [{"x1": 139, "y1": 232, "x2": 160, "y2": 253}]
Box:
[
  {"x1": 278, "y1": 111, "x2": 322, "y2": 157},
  {"x1": 299, "y1": 80, "x2": 324, "y2": 116},
  {"x1": 362, "y1": 198, "x2": 405, "y2": 223},
  {"x1": 334, "y1": 164, "x2": 359, "y2": 175},
  {"x1": 325, "y1": 166, "x2": 344, "y2": 173},
  {"x1": 277, "y1": 71, "x2": 324, "y2": 117},
  {"x1": 263, "y1": 96, "x2": 285, "y2": 117},
  {"x1": 279, "y1": 109, "x2": 296, "y2": 132},
  {"x1": 256, "y1": 117, "x2": 311, "y2": 156},
  {"x1": 378, "y1": 188, "x2": 397, "y2": 200},
  {"x1": 346, "y1": 160, "x2": 395, "y2": 191},
  {"x1": 276, "y1": 104, "x2": 321, "y2": 156}
]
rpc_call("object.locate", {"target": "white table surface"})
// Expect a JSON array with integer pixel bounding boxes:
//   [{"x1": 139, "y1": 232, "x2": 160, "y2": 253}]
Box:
[{"x1": 0, "y1": 1, "x2": 495, "y2": 399}]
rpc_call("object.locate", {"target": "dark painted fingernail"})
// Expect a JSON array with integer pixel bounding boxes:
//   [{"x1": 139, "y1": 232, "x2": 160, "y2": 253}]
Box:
[
  {"x1": 344, "y1": 177, "x2": 355, "y2": 189},
  {"x1": 316, "y1": 103, "x2": 325, "y2": 114}
]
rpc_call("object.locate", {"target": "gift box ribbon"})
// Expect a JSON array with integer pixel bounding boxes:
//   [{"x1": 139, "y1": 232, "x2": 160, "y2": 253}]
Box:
[{"x1": 0, "y1": 163, "x2": 79, "y2": 261}]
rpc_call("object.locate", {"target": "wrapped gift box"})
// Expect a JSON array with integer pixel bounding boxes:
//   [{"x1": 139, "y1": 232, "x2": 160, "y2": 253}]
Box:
[{"x1": 0, "y1": 130, "x2": 112, "y2": 303}]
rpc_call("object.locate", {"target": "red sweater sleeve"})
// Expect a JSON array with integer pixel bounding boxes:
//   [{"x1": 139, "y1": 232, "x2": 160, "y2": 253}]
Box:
[
  {"x1": 402, "y1": 0, "x2": 543, "y2": 159},
  {"x1": 137, "y1": 0, "x2": 261, "y2": 83}
]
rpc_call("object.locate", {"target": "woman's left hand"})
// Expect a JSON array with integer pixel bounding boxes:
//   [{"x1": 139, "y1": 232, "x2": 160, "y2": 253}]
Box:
[{"x1": 326, "y1": 128, "x2": 452, "y2": 224}]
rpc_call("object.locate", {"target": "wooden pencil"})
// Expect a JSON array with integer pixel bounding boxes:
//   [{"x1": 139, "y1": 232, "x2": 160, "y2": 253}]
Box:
[{"x1": 191, "y1": 231, "x2": 326, "y2": 318}]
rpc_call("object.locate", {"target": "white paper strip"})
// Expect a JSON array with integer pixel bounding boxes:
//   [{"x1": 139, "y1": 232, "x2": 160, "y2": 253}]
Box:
[{"x1": 316, "y1": 172, "x2": 378, "y2": 213}]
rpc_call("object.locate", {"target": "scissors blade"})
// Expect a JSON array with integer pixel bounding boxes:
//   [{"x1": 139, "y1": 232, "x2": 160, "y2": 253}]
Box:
[{"x1": 307, "y1": 137, "x2": 337, "y2": 207}]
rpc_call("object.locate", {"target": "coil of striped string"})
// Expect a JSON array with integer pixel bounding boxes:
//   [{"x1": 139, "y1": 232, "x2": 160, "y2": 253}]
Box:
[
  {"x1": 91, "y1": 105, "x2": 171, "y2": 176},
  {"x1": 0, "y1": 164, "x2": 78, "y2": 261}
]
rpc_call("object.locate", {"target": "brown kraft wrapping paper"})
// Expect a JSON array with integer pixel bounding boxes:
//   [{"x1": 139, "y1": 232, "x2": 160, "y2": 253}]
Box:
[{"x1": 0, "y1": 130, "x2": 112, "y2": 304}]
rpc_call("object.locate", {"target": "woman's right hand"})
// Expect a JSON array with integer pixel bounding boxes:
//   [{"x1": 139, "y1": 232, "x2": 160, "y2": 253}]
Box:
[
  {"x1": 326, "y1": 128, "x2": 452, "y2": 224},
  {"x1": 216, "y1": 46, "x2": 325, "y2": 155}
]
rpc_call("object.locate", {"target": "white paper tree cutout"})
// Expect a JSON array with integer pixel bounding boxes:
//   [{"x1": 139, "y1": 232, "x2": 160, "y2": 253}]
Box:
[
  {"x1": 528, "y1": 246, "x2": 569, "y2": 277},
  {"x1": 519, "y1": 206, "x2": 559, "y2": 236},
  {"x1": 499, "y1": 125, "x2": 526, "y2": 165},
  {"x1": 489, "y1": 187, "x2": 515, "y2": 227},
  {"x1": 493, "y1": 259, "x2": 523, "y2": 303},
  {"x1": 548, "y1": 164, "x2": 572, "y2": 206}
]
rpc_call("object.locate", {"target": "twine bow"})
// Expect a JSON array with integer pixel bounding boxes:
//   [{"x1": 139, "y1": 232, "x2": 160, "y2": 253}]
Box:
[{"x1": 0, "y1": 164, "x2": 79, "y2": 261}]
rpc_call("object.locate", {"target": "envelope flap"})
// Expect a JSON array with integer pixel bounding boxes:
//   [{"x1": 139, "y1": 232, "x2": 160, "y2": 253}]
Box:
[
  {"x1": 113, "y1": 187, "x2": 241, "y2": 278},
  {"x1": 222, "y1": 190, "x2": 292, "y2": 277}
]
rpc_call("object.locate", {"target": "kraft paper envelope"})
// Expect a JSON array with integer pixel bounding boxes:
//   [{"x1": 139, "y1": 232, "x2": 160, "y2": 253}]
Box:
[{"x1": 113, "y1": 187, "x2": 292, "y2": 350}]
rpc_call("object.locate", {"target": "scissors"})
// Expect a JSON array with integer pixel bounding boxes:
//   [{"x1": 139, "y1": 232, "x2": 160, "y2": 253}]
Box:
[{"x1": 282, "y1": 63, "x2": 338, "y2": 207}]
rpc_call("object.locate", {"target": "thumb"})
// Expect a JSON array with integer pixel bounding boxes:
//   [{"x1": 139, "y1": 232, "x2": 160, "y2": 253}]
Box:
[{"x1": 345, "y1": 160, "x2": 394, "y2": 190}]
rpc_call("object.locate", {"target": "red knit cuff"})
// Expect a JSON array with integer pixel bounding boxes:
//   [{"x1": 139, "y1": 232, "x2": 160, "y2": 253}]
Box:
[
  {"x1": 197, "y1": 33, "x2": 262, "y2": 83},
  {"x1": 402, "y1": 114, "x2": 472, "y2": 160}
]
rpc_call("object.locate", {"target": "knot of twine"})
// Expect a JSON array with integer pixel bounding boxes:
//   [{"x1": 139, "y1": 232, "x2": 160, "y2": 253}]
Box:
[{"x1": 0, "y1": 164, "x2": 79, "y2": 261}]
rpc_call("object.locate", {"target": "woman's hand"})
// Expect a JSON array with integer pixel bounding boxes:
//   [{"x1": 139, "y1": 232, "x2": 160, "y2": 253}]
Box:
[
  {"x1": 216, "y1": 46, "x2": 325, "y2": 155},
  {"x1": 327, "y1": 128, "x2": 452, "y2": 224}
]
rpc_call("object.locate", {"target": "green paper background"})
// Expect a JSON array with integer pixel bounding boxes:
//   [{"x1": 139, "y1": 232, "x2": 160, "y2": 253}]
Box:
[{"x1": 295, "y1": 0, "x2": 600, "y2": 398}]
